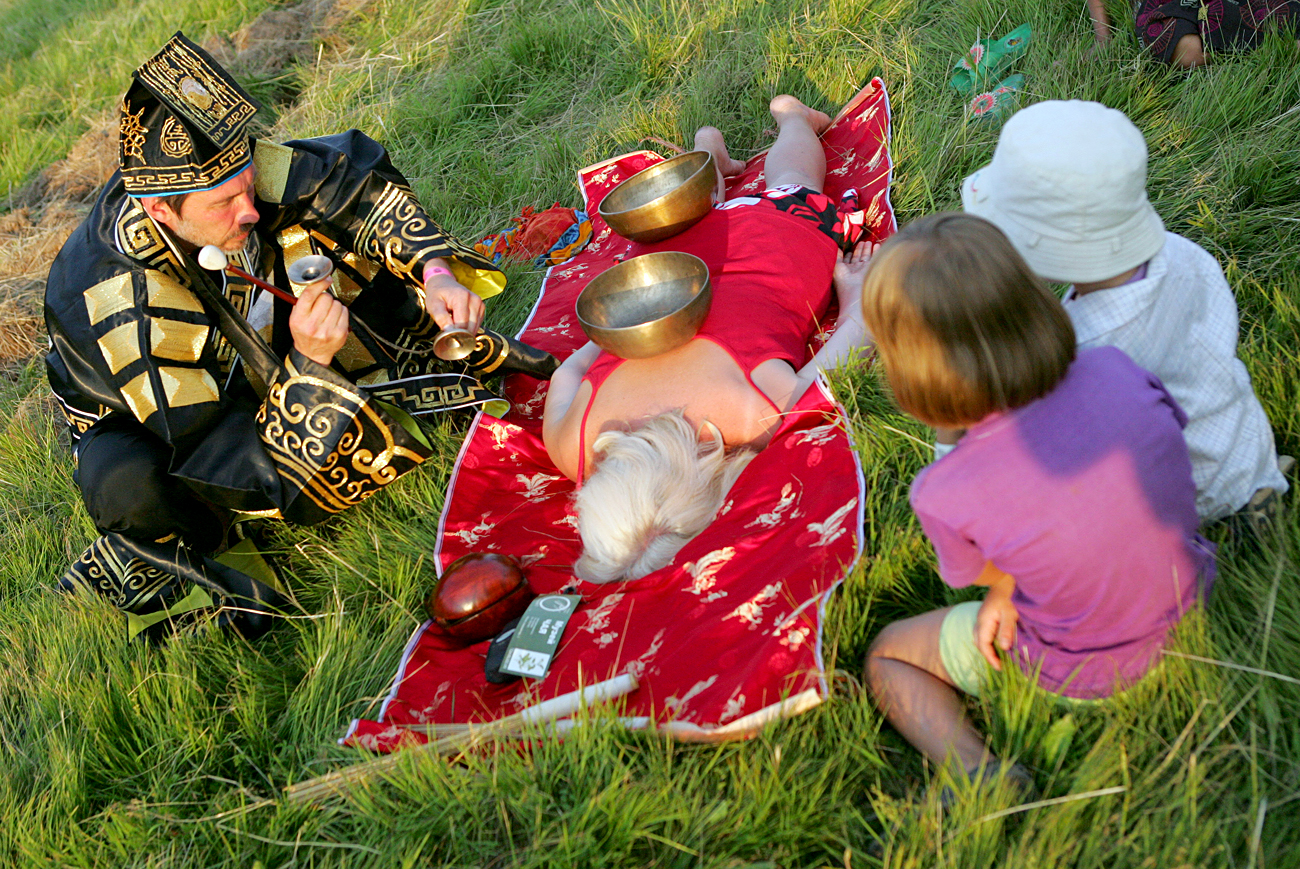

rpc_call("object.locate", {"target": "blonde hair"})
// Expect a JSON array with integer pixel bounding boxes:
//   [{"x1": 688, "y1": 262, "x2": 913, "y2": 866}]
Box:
[
  {"x1": 860, "y1": 213, "x2": 1075, "y2": 428},
  {"x1": 574, "y1": 411, "x2": 755, "y2": 584}
]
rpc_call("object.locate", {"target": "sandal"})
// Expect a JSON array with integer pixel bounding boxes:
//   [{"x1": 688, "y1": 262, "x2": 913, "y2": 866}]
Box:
[
  {"x1": 969, "y1": 74, "x2": 1025, "y2": 123},
  {"x1": 950, "y1": 23, "x2": 1032, "y2": 96}
]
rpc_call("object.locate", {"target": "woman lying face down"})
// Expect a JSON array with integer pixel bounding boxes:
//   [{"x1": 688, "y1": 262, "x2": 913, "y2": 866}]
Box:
[{"x1": 542, "y1": 95, "x2": 876, "y2": 584}]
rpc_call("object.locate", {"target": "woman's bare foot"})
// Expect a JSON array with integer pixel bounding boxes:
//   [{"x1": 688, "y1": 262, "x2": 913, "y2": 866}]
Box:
[
  {"x1": 693, "y1": 125, "x2": 746, "y2": 200},
  {"x1": 769, "y1": 94, "x2": 832, "y2": 135}
]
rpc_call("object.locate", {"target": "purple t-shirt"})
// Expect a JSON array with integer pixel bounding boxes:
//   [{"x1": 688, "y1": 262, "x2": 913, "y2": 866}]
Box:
[{"x1": 911, "y1": 347, "x2": 1216, "y2": 699}]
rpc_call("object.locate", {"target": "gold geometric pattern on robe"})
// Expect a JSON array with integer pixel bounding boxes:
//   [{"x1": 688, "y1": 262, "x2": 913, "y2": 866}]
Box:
[
  {"x1": 333, "y1": 333, "x2": 379, "y2": 373},
  {"x1": 97, "y1": 321, "x2": 144, "y2": 375},
  {"x1": 145, "y1": 270, "x2": 203, "y2": 313},
  {"x1": 83, "y1": 274, "x2": 135, "y2": 326},
  {"x1": 158, "y1": 367, "x2": 219, "y2": 408},
  {"x1": 340, "y1": 249, "x2": 381, "y2": 282},
  {"x1": 206, "y1": 249, "x2": 259, "y2": 376},
  {"x1": 277, "y1": 224, "x2": 314, "y2": 299},
  {"x1": 253, "y1": 140, "x2": 293, "y2": 203},
  {"x1": 301, "y1": 231, "x2": 380, "y2": 306},
  {"x1": 334, "y1": 251, "x2": 378, "y2": 305},
  {"x1": 278, "y1": 223, "x2": 311, "y2": 258},
  {"x1": 116, "y1": 199, "x2": 187, "y2": 287},
  {"x1": 258, "y1": 365, "x2": 426, "y2": 514},
  {"x1": 54, "y1": 394, "x2": 103, "y2": 438},
  {"x1": 120, "y1": 371, "x2": 159, "y2": 422},
  {"x1": 150, "y1": 318, "x2": 210, "y2": 362}
]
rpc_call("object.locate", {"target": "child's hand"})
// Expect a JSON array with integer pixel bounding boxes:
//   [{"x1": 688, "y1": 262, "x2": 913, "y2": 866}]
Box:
[
  {"x1": 833, "y1": 241, "x2": 877, "y2": 316},
  {"x1": 976, "y1": 587, "x2": 1019, "y2": 670}
]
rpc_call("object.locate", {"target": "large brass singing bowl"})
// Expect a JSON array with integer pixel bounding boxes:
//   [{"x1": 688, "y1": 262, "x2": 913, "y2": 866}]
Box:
[
  {"x1": 577, "y1": 252, "x2": 712, "y2": 359},
  {"x1": 598, "y1": 150, "x2": 716, "y2": 243}
]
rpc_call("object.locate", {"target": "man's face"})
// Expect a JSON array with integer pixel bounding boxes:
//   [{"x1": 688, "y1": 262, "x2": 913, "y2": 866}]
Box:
[{"x1": 151, "y1": 164, "x2": 259, "y2": 253}]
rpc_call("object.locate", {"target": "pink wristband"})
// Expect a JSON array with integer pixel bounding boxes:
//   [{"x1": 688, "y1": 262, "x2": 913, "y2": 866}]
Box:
[{"x1": 423, "y1": 263, "x2": 453, "y2": 283}]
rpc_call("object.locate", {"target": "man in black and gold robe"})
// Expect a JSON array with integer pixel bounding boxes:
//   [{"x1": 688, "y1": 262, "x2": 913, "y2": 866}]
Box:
[{"x1": 44, "y1": 33, "x2": 518, "y2": 640}]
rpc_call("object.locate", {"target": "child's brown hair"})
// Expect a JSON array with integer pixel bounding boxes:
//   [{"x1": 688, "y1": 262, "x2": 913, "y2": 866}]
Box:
[{"x1": 860, "y1": 212, "x2": 1076, "y2": 428}]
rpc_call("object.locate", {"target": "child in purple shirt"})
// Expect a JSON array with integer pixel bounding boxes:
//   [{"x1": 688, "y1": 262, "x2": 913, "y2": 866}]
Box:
[{"x1": 861, "y1": 213, "x2": 1214, "y2": 794}]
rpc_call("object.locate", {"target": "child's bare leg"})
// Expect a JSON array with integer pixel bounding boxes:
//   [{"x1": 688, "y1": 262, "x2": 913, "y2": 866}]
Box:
[
  {"x1": 1171, "y1": 33, "x2": 1206, "y2": 68},
  {"x1": 866, "y1": 608, "x2": 992, "y2": 776},
  {"x1": 766, "y1": 95, "x2": 831, "y2": 193},
  {"x1": 693, "y1": 126, "x2": 746, "y2": 201}
]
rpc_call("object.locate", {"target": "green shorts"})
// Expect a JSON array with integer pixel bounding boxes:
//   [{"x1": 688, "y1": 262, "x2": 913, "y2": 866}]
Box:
[
  {"x1": 938, "y1": 600, "x2": 1107, "y2": 704},
  {"x1": 938, "y1": 601, "x2": 989, "y2": 696}
]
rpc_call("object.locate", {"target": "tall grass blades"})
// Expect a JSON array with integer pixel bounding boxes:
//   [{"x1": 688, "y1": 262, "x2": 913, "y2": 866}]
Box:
[{"x1": 0, "y1": 0, "x2": 1296, "y2": 865}]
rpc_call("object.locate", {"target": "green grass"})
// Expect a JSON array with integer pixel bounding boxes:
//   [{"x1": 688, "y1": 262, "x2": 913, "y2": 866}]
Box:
[
  {"x1": 1, "y1": 0, "x2": 1298, "y2": 865},
  {"x1": 0, "y1": 0, "x2": 280, "y2": 202}
]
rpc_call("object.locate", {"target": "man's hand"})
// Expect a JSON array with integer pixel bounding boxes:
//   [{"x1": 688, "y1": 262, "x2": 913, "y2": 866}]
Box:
[
  {"x1": 975, "y1": 568, "x2": 1019, "y2": 670},
  {"x1": 833, "y1": 240, "x2": 877, "y2": 317},
  {"x1": 289, "y1": 279, "x2": 349, "y2": 367},
  {"x1": 423, "y1": 258, "x2": 484, "y2": 333}
]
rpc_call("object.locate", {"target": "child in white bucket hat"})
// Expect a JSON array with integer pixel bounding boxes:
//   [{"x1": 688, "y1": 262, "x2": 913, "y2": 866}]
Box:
[{"x1": 957, "y1": 99, "x2": 1288, "y2": 524}]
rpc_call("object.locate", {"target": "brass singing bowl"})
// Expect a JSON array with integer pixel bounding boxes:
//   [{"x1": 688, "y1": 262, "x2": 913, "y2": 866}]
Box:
[
  {"x1": 576, "y1": 251, "x2": 711, "y2": 359},
  {"x1": 598, "y1": 150, "x2": 716, "y2": 243}
]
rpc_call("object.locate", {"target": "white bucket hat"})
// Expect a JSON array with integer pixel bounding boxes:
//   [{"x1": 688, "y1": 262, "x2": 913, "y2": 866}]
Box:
[{"x1": 961, "y1": 100, "x2": 1166, "y2": 284}]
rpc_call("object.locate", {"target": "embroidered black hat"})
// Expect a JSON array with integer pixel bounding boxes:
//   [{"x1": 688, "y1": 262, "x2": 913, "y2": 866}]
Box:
[{"x1": 118, "y1": 32, "x2": 261, "y2": 197}]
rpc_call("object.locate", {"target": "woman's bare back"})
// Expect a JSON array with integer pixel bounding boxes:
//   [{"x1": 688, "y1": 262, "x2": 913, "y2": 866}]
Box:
[{"x1": 551, "y1": 339, "x2": 791, "y2": 480}]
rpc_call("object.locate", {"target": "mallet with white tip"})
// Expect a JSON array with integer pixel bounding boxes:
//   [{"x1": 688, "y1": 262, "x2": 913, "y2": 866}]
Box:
[{"x1": 198, "y1": 244, "x2": 302, "y2": 305}]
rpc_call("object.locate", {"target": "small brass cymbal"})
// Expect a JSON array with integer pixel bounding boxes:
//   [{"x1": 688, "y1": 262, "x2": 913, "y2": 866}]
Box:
[
  {"x1": 434, "y1": 327, "x2": 482, "y2": 361},
  {"x1": 286, "y1": 255, "x2": 334, "y2": 286}
]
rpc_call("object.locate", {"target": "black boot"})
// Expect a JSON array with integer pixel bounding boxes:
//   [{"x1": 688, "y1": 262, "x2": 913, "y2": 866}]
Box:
[{"x1": 58, "y1": 532, "x2": 286, "y2": 642}]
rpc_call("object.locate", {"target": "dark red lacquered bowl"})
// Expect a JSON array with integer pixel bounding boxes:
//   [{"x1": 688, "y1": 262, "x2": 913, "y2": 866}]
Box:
[{"x1": 424, "y1": 552, "x2": 534, "y2": 643}]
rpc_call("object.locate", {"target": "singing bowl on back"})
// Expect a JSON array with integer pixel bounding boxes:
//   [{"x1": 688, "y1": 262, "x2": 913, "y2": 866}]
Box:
[
  {"x1": 576, "y1": 251, "x2": 712, "y2": 359},
  {"x1": 598, "y1": 150, "x2": 716, "y2": 243}
]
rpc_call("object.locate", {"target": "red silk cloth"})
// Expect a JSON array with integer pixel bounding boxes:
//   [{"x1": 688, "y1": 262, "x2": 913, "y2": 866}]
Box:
[{"x1": 345, "y1": 79, "x2": 896, "y2": 751}]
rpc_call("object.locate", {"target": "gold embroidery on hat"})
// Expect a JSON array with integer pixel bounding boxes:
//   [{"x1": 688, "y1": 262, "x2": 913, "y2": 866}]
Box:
[
  {"x1": 122, "y1": 137, "x2": 251, "y2": 196},
  {"x1": 159, "y1": 116, "x2": 193, "y2": 158},
  {"x1": 135, "y1": 38, "x2": 256, "y2": 147},
  {"x1": 179, "y1": 76, "x2": 214, "y2": 111},
  {"x1": 120, "y1": 102, "x2": 149, "y2": 160}
]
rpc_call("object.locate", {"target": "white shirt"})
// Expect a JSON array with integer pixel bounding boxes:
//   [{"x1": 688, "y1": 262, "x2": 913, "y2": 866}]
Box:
[{"x1": 1063, "y1": 232, "x2": 1286, "y2": 521}]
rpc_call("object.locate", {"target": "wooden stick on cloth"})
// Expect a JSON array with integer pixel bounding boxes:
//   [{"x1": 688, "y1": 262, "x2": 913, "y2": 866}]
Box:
[{"x1": 283, "y1": 674, "x2": 639, "y2": 806}]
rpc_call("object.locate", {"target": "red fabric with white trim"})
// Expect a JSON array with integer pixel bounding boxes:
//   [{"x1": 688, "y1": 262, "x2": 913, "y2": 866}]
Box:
[{"x1": 345, "y1": 79, "x2": 896, "y2": 751}]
